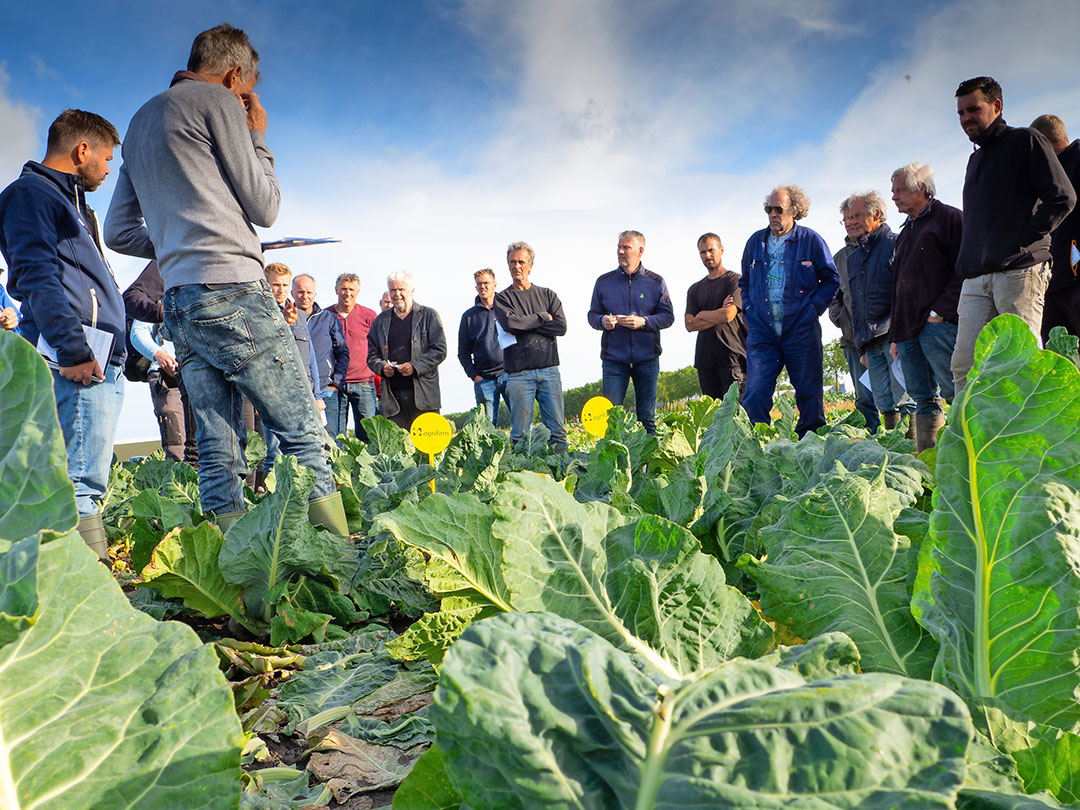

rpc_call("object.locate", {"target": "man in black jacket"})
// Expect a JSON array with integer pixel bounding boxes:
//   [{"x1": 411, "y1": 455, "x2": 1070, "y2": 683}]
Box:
[
  {"x1": 1029, "y1": 114, "x2": 1080, "y2": 342},
  {"x1": 458, "y1": 268, "x2": 506, "y2": 426},
  {"x1": 366, "y1": 271, "x2": 446, "y2": 429},
  {"x1": 951, "y1": 76, "x2": 1075, "y2": 392}
]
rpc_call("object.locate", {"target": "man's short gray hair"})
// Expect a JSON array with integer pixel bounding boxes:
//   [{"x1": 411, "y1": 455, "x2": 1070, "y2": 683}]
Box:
[
  {"x1": 841, "y1": 191, "x2": 888, "y2": 223},
  {"x1": 767, "y1": 185, "x2": 810, "y2": 220},
  {"x1": 506, "y1": 241, "x2": 535, "y2": 264},
  {"x1": 387, "y1": 270, "x2": 415, "y2": 291},
  {"x1": 891, "y1": 163, "x2": 936, "y2": 199},
  {"x1": 619, "y1": 230, "x2": 645, "y2": 245},
  {"x1": 1030, "y1": 114, "x2": 1068, "y2": 147},
  {"x1": 293, "y1": 273, "x2": 316, "y2": 287},
  {"x1": 187, "y1": 24, "x2": 260, "y2": 83},
  {"x1": 335, "y1": 273, "x2": 360, "y2": 289}
]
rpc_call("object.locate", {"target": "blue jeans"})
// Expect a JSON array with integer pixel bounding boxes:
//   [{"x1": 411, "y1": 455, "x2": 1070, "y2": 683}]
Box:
[
  {"x1": 325, "y1": 381, "x2": 376, "y2": 442},
  {"x1": 505, "y1": 366, "x2": 567, "y2": 451},
  {"x1": 744, "y1": 318, "x2": 825, "y2": 438},
  {"x1": 601, "y1": 357, "x2": 660, "y2": 434},
  {"x1": 842, "y1": 344, "x2": 879, "y2": 432},
  {"x1": 52, "y1": 363, "x2": 124, "y2": 516},
  {"x1": 864, "y1": 337, "x2": 898, "y2": 416},
  {"x1": 897, "y1": 320, "x2": 957, "y2": 414},
  {"x1": 164, "y1": 280, "x2": 334, "y2": 514},
  {"x1": 473, "y1": 374, "x2": 508, "y2": 427}
]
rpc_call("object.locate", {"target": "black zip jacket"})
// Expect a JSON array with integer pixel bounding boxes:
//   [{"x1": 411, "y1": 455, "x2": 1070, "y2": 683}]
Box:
[
  {"x1": 957, "y1": 117, "x2": 1075, "y2": 279},
  {"x1": 848, "y1": 223, "x2": 896, "y2": 351},
  {"x1": 0, "y1": 161, "x2": 126, "y2": 366},
  {"x1": 1049, "y1": 140, "x2": 1080, "y2": 294},
  {"x1": 458, "y1": 297, "x2": 504, "y2": 379}
]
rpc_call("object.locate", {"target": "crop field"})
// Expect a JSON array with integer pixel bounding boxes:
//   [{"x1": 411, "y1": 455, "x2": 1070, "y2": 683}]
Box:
[{"x1": 2, "y1": 314, "x2": 1080, "y2": 809}]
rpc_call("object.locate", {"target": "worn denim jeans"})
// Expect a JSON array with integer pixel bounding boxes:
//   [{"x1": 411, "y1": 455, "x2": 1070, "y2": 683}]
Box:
[
  {"x1": 602, "y1": 357, "x2": 660, "y2": 434},
  {"x1": 896, "y1": 320, "x2": 957, "y2": 414},
  {"x1": 842, "y1": 344, "x2": 879, "y2": 432},
  {"x1": 473, "y1": 373, "x2": 508, "y2": 427},
  {"x1": 52, "y1": 363, "x2": 124, "y2": 516},
  {"x1": 864, "y1": 337, "x2": 898, "y2": 416},
  {"x1": 505, "y1": 366, "x2": 567, "y2": 450},
  {"x1": 164, "y1": 280, "x2": 334, "y2": 514},
  {"x1": 325, "y1": 381, "x2": 376, "y2": 442},
  {"x1": 952, "y1": 262, "x2": 1050, "y2": 393}
]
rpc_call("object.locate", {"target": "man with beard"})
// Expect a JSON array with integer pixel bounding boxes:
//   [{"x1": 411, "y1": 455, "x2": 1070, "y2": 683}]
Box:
[
  {"x1": 951, "y1": 76, "x2": 1074, "y2": 392},
  {"x1": 685, "y1": 232, "x2": 747, "y2": 401},
  {"x1": 0, "y1": 109, "x2": 125, "y2": 560}
]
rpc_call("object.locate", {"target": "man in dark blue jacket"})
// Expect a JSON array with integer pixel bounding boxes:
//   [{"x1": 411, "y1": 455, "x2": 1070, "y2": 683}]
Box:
[
  {"x1": 458, "y1": 268, "x2": 506, "y2": 426},
  {"x1": 0, "y1": 109, "x2": 125, "y2": 560},
  {"x1": 587, "y1": 230, "x2": 674, "y2": 434},
  {"x1": 292, "y1": 273, "x2": 350, "y2": 416},
  {"x1": 740, "y1": 185, "x2": 839, "y2": 437},
  {"x1": 843, "y1": 191, "x2": 903, "y2": 432}
]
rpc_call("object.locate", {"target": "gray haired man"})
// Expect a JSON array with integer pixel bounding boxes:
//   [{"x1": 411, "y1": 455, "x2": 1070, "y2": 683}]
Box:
[
  {"x1": 104, "y1": 24, "x2": 346, "y2": 533},
  {"x1": 366, "y1": 271, "x2": 447, "y2": 429}
]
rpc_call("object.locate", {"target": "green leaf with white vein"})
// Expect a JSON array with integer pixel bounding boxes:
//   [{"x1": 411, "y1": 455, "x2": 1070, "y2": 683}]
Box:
[
  {"x1": 912, "y1": 314, "x2": 1080, "y2": 731},
  {"x1": 740, "y1": 462, "x2": 937, "y2": 678},
  {"x1": 433, "y1": 611, "x2": 974, "y2": 810},
  {"x1": 0, "y1": 532, "x2": 243, "y2": 810}
]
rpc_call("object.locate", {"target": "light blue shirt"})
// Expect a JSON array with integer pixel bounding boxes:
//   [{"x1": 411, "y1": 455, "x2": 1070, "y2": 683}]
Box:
[
  {"x1": 130, "y1": 318, "x2": 173, "y2": 371},
  {"x1": 766, "y1": 230, "x2": 792, "y2": 335}
]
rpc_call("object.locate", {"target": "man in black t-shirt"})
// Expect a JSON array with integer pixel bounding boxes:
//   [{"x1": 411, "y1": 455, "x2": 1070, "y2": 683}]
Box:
[{"x1": 684, "y1": 233, "x2": 747, "y2": 400}]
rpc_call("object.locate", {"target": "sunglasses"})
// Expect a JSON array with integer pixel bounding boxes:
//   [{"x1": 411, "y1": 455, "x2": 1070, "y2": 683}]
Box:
[{"x1": 764, "y1": 205, "x2": 787, "y2": 215}]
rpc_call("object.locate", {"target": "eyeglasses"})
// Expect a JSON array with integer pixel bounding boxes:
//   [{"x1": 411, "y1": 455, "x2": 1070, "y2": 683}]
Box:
[{"x1": 764, "y1": 205, "x2": 787, "y2": 215}]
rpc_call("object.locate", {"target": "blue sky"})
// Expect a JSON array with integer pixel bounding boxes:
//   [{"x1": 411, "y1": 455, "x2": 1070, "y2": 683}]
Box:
[{"x1": 2, "y1": 0, "x2": 1078, "y2": 441}]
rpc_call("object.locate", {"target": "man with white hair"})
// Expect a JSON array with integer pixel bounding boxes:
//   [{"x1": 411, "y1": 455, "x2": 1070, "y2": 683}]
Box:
[
  {"x1": 740, "y1": 185, "x2": 838, "y2": 437},
  {"x1": 103, "y1": 24, "x2": 345, "y2": 533},
  {"x1": 366, "y1": 271, "x2": 446, "y2": 429},
  {"x1": 842, "y1": 191, "x2": 904, "y2": 433},
  {"x1": 887, "y1": 163, "x2": 963, "y2": 452}
]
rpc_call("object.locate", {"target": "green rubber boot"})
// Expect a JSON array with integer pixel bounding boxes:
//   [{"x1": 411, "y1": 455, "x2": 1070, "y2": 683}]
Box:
[
  {"x1": 213, "y1": 510, "x2": 246, "y2": 532},
  {"x1": 76, "y1": 513, "x2": 110, "y2": 563},
  {"x1": 308, "y1": 491, "x2": 349, "y2": 536}
]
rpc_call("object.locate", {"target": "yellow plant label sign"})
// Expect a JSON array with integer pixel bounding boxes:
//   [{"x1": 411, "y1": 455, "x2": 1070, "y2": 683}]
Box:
[
  {"x1": 581, "y1": 396, "x2": 614, "y2": 438},
  {"x1": 410, "y1": 412, "x2": 454, "y2": 454}
]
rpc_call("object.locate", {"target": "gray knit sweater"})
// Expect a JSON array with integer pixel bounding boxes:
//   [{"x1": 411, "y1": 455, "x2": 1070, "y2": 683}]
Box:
[{"x1": 104, "y1": 74, "x2": 280, "y2": 289}]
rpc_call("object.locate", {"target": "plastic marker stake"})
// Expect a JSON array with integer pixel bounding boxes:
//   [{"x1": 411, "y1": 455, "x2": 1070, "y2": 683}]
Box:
[
  {"x1": 581, "y1": 396, "x2": 614, "y2": 438},
  {"x1": 410, "y1": 412, "x2": 454, "y2": 491}
]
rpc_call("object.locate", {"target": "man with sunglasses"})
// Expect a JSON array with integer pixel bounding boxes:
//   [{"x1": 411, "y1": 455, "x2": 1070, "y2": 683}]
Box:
[{"x1": 740, "y1": 185, "x2": 838, "y2": 437}]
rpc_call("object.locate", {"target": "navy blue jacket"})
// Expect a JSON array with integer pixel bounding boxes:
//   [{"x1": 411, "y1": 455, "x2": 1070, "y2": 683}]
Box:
[
  {"x1": 308, "y1": 303, "x2": 349, "y2": 388},
  {"x1": 847, "y1": 223, "x2": 896, "y2": 351},
  {"x1": 740, "y1": 224, "x2": 838, "y2": 339},
  {"x1": 0, "y1": 162, "x2": 126, "y2": 366},
  {"x1": 587, "y1": 266, "x2": 673, "y2": 364},
  {"x1": 458, "y1": 298, "x2": 504, "y2": 380}
]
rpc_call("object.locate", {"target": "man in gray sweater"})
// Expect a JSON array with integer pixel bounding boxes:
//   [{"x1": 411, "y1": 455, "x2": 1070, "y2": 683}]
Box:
[{"x1": 104, "y1": 24, "x2": 345, "y2": 533}]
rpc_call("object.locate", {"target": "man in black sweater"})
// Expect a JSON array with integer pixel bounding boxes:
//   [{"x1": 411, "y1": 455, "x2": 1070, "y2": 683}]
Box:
[
  {"x1": 951, "y1": 76, "x2": 1075, "y2": 393},
  {"x1": 493, "y1": 241, "x2": 568, "y2": 452},
  {"x1": 1029, "y1": 114, "x2": 1080, "y2": 342}
]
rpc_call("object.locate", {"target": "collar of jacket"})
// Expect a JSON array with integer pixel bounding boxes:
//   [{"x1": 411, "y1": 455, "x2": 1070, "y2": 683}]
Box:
[
  {"x1": 903, "y1": 198, "x2": 937, "y2": 230},
  {"x1": 973, "y1": 115, "x2": 1008, "y2": 149},
  {"x1": 22, "y1": 160, "x2": 84, "y2": 206},
  {"x1": 857, "y1": 222, "x2": 890, "y2": 249},
  {"x1": 310, "y1": 302, "x2": 323, "y2": 314},
  {"x1": 759, "y1": 222, "x2": 803, "y2": 248},
  {"x1": 170, "y1": 70, "x2": 212, "y2": 87},
  {"x1": 617, "y1": 265, "x2": 647, "y2": 279}
]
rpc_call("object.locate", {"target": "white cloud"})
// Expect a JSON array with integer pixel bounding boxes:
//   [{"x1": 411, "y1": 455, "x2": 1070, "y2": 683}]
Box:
[
  {"x1": 102, "y1": 0, "x2": 1080, "y2": 439},
  {"x1": 0, "y1": 63, "x2": 41, "y2": 206}
]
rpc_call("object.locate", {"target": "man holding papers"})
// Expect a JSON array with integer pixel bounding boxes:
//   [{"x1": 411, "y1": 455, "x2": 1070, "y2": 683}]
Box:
[
  {"x1": 0, "y1": 109, "x2": 126, "y2": 560},
  {"x1": 493, "y1": 241, "x2": 569, "y2": 452}
]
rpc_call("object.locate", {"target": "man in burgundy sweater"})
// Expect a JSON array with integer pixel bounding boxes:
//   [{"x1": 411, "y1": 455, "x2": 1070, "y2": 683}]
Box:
[{"x1": 330, "y1": 272, "x2": 377, "y2": 443}]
